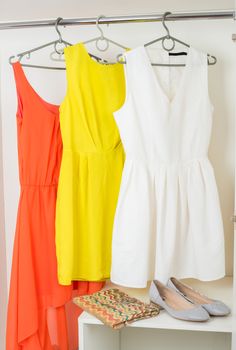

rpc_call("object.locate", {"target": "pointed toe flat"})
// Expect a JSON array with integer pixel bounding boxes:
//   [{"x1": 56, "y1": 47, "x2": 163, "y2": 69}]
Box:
[
  {"x1": 167, "y1": 277, "x2": 230, "y2": 317},
  {"x1": 149, "y1": 280, "x2": 209, "y2": 322}
]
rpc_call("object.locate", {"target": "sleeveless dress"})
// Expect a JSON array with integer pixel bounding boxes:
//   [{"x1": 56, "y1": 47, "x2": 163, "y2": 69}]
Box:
[
  {"x1": 111, "y1": 46, "x2": 225, "y2": 288},
  {"x1": 6, "y1": 62, "x2": 72, "y2": 350},
  {"x1": 56, "y1": 43, "x2": 125, "y2": 284},
  {"x1": 6, "y1": 62, "x2": 104, "y2": 350}
]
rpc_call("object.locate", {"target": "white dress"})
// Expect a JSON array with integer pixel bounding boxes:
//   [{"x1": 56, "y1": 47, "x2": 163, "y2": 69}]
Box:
[{"x1": 111, "y1": 46, "x2": 225, "y2": 288}]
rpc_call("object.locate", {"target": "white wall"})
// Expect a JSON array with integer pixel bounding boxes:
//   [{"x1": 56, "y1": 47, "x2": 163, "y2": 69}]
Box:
[
  {"x1": 232, "y1": 3, "x2": 236, "y2": 349},
  {"x1": 0, "y1": 56, "x2": 8, "y2": 350},
  {"x1": 0, "y1": 13, "x2": 235, "y2": 350},
  {"x1": 0, "y1": 0, "x2": 234, "y2": 21}
]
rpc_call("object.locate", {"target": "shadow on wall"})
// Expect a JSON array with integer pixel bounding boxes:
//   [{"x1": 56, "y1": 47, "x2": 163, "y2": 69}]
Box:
[{"x1": 208, "y1": 47, "x2": 235, "y2": 277}]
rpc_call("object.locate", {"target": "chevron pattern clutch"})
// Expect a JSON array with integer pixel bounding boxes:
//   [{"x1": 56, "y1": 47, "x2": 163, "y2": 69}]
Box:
[{"x1": 73, "y1": 288, "x2": 160, "y2": 329}]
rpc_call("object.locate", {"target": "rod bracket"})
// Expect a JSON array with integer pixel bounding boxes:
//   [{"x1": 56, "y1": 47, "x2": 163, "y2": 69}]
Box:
[{"x1": 231, "y1": 215, "x2": 236, "y2": 223}]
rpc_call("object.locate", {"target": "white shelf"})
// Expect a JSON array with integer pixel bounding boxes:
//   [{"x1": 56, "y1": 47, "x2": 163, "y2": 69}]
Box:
[{"x1": 79, "y1": 277, "x2": 233, "y2": 333}]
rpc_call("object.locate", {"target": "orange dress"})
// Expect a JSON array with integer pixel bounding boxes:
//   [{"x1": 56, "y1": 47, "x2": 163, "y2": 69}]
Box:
[{"x1": 6, "y1": 62, "x2": 104, "y2": 350}]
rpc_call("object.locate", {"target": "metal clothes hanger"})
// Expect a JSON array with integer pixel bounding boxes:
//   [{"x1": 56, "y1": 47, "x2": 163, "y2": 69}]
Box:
[
  {"x1": 83, "y1": 15, "x2": 129, "y2": 54},
  {"x1": 9, "y1": 17, "x2": 71, "y2": 70},
  {"x1": 117, "y1": 11, "x2": 217, "y2": 67},
  {"x1": 9, "y1": 17, "x2": 103, "y2": 70}
]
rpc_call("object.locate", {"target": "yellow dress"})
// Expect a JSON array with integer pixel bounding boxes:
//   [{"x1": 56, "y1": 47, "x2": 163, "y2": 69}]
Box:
[{"x1": 56, "y1": 42, "x2": 125, "y2": 285}]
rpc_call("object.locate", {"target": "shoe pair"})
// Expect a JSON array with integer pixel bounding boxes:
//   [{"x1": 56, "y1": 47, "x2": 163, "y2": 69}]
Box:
[{"x1": 149, "y1": 277, "x2": 230, "y2": 322}]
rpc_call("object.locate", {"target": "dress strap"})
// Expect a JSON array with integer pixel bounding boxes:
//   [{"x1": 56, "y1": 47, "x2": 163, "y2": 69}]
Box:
[
  {"x1": 121, "y1": 48, "x2": 143, "y2": 100},
  {"x1": 191, "y1": 48, "x2": 211, "y2": 106},
  {"x1": 61, "y1": 44, "x2": 76, "y2": 102},
  {"x1": 122, "y1": 50, "x2": 132, "y2": 103},
  {"x1": 12, "y1": 62, "x2": 30, "y2": 118},
  {"x1": 188, "y1": 47, "x2": 207, "y2": 67}
]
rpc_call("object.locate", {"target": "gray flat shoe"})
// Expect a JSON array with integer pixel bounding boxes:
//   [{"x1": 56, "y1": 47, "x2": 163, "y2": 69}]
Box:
[
  {"x1": 149, "y1": 280, "x2": 209, "y2": 322},
  {"x1": 167, "y1": 277, "x2": 230, "y2": 317}
]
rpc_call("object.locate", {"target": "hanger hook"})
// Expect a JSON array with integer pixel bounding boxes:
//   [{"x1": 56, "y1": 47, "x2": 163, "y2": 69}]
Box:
[
  {"x1": 96, "y1": 15, "x2": 105, "y2": 40},
  {"x1": 55, "y1": 17, "x2": 63, "y2": 43},
  {"x1": 162, "y1": 11, "x2": 172, "y2": 38}
]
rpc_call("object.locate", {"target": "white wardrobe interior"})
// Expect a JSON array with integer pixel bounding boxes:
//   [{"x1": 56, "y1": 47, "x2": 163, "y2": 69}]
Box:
[{"x1": 0, "y1": 1, "x2": 235, "y2": 350}]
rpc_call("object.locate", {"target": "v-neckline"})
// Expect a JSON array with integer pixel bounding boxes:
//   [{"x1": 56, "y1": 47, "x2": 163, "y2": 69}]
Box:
[{"x1": 141, "y1": 45, "x2": 193, "y2": 105}]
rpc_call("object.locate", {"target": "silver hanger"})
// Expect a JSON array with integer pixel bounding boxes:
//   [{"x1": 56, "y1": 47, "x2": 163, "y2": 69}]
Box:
[
  {"x1": 9, "y1": 18, "x2": 72, "y2": 70},
  {"x1": 9, "y1": 17, "x2": 103, "y2": 70},
  {"x1": 83, "y1": 15, "x2": 129, "y2": 53},
  {"x1": 118, "y1": 11, "x2": 217, "y2": 67}
]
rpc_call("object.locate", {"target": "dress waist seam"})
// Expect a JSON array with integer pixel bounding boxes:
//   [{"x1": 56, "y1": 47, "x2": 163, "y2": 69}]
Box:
[
  {"x1": 62, "y1": 142, "x2": 123, "y2": 155},
  {"x1": 21, "y1": 184, "x2": 58, "y2": 188},
  {"x1": 124, "y1": 155, "x2": 209, "y2": 168}
]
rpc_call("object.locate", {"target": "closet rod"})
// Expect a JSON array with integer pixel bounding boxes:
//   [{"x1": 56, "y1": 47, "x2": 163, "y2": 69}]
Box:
[{"x1": 0, "y1": 10, "x2": 235, "y2": 30}]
